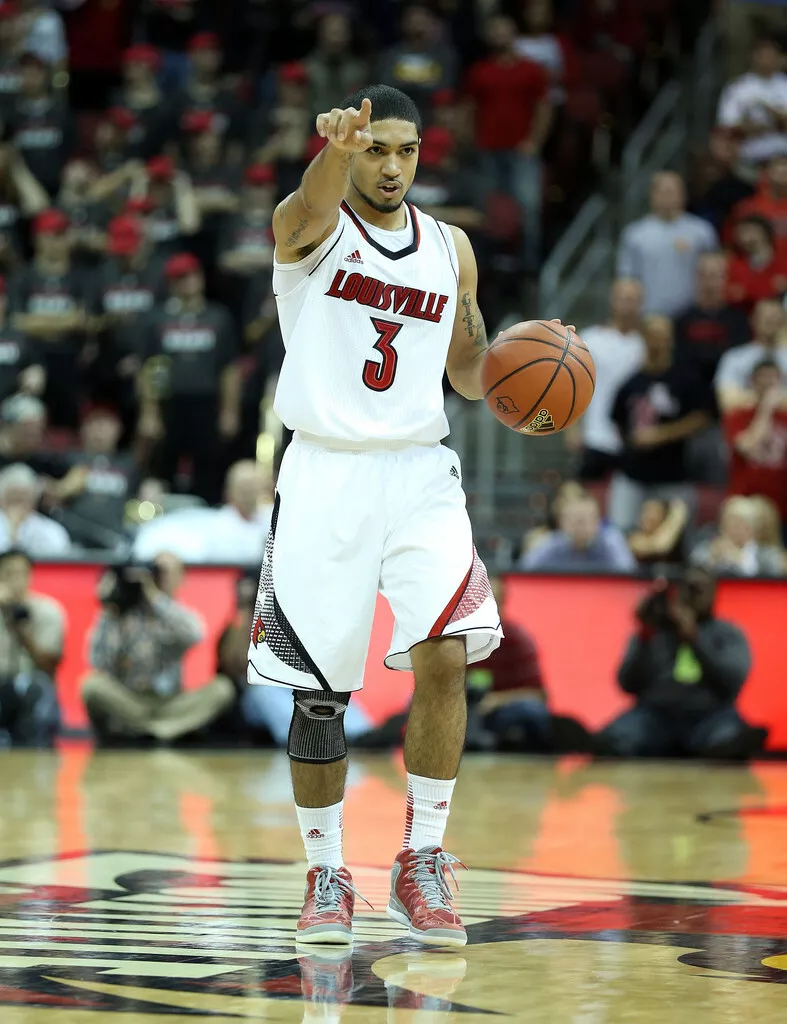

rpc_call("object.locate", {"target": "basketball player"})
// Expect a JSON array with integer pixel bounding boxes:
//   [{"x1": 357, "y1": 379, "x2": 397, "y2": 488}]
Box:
[{"x1": 247, "y1": 84, "x2": 565, "y2": 947}]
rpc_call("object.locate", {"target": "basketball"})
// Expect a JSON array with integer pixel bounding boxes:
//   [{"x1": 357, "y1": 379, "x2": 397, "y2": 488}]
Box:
[{"x1": 481, "y1": 320, "x2": 596, "y2": 435}]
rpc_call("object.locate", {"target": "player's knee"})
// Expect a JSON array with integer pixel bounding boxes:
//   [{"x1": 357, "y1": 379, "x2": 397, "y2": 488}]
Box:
[
  {"x1": 287, "y1": 689, "x2": 351, "y2": 763},
  {"x1": 412, "y1": 636, "x2": 467, "y2": 694}
]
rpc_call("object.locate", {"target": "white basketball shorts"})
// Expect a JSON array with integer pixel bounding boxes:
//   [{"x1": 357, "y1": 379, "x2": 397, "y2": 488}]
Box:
[{"x1": 246, "y1": 434, "x2": 502, "y2": 693}]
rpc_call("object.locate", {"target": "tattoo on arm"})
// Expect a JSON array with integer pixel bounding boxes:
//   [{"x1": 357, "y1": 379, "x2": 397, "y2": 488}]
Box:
[
  {"x1": 284, "y1": 216, "x2": 309, "y2": 249},
  {"x1": 461, "y1": 291, "x2": 488, "y2": 350}
]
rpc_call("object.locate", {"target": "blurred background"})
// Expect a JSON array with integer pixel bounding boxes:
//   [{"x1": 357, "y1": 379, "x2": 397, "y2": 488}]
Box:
[{"x1": 0, "y1": 0, "x2": 784, "y2": 756}]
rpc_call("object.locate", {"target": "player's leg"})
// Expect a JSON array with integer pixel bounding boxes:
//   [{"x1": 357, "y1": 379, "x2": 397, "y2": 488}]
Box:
[
  {"x1": 246, "y1": 440, "x2": 383, "y2": 944},
  {"x1": 380, "y1": 444, "x2": 502, "y2": 947}
]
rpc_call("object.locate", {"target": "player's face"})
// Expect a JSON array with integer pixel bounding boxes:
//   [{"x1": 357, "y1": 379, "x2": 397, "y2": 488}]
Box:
[{"x1": 350, "y1": 119, "x2": 420, "y2": 214}]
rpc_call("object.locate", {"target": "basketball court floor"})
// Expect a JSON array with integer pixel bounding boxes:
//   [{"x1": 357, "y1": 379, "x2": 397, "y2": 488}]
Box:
[{"x1": 1, "y1": 747, "x2": 786, "y2": 1022}]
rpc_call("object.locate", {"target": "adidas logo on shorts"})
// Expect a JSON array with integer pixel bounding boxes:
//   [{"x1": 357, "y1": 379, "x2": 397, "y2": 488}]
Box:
[
  {"x1": 306, "y1": 829, "x2": 324, "y2": 840},
  {"x1": 344, "y1": 249, "x2": 363, "y2": 264}
]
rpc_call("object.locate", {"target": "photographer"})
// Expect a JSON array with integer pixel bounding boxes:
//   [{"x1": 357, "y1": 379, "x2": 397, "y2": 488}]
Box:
[
  {"x1": 81, "y1": 561, "x2": 234, "y2": 745},
  {"x1": 596, "y1": 568, "x2": 764, "y2": 759},
  {"x1": 0, "y1": 548, "x2": 62, "y2": 746}
]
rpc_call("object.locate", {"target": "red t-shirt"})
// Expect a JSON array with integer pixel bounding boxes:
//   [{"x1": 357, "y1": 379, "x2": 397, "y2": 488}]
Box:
[
  {"x1": 479, "y1": 619, "x2": 545, "y2": 694},
  {"x1": 465, "y1": 57, "x2": 548, "y2": 151},
  {"x1": 726, "y1": 247, "x2": 787, "y2": 312},
  {"x1": 724, "y1": 191, "x2": 787, "y2": 246},
  {"x1": 723, "y1": 407, "x2": 787, "y2": 518}
]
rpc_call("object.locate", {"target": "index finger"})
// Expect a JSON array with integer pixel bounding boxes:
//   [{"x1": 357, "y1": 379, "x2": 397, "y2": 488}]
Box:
[{"x1": 357, "y1": 97, "x2": 372, "y2": 124}]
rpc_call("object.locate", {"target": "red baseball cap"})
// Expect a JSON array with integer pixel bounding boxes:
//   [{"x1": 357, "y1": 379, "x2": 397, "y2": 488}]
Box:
[
  {"x1": 182, "y1": 109, "x2": 215, "y2": 135},
  {"x1": 107, "y1": 106, "x2": 138, "y2": 131},
  {"x1": 188, "y1": 31, "x2": 220, "y2": 52},
  {"x1": 33, "y1": 209, "x2": 70, "y2": 236},
  {"x1": 418, "y1": 126, "x2": 454, "y2": 168},
  {"x1": 146, "y1": 155, "x2": 175, "y2": 182},
  {"x1": 124, "y1": 195, "x2": 155, "y2": 215},
  {"x1": 107, "y1": 215, "x2": 144, "y2": 256},
  {"x1": 279, "y1": 61, "x2": 307, "y2": 85},
  {"x1": 165, "y1": 252, "x2": 202, "y2": 280},
  {"x1": 122, "y1": 44, "x2": 160, "y2": 70},
  {"x1": 81, "y1": 403, "x2": 120, "y2": 423},
  {"x1": 244, "y1": 163, "x2": 275, "y2": 187}
]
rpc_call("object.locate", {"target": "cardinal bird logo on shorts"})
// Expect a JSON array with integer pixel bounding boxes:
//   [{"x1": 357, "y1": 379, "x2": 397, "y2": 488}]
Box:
[
  {"x1": 252, "y1": 615, "x2": 266, "y2": 647},
  {"x1": 496, "y1": 396, "x2": 520, "y2": 415}
]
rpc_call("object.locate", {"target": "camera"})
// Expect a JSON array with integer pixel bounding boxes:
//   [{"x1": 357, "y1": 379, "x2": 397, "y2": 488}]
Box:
[
  {"x1": 100, "y1": 562, "x2": 160, "y2": 614},
  {"x1": 636, "y1": 584, "x2": 674, "y2": 629}
]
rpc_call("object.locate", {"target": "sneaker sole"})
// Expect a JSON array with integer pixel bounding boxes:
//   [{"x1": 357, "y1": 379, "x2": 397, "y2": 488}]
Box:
[
  {"x1": 295, "y1": 925, "x2": 353, "y2": 946},
  {"x1": 386, "y1": 903, "x2": 468, "y2": 947}
]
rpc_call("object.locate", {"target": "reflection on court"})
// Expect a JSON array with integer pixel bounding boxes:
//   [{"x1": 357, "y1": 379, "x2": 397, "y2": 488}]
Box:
[{"x1": 0, "y1": 748, "x2": 786, "y2": 1021}]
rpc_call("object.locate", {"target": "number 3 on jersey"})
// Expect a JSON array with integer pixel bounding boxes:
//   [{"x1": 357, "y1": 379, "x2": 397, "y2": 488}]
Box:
[{"x1": 363, "y1": 318, "x2": 403, "y2": 392}]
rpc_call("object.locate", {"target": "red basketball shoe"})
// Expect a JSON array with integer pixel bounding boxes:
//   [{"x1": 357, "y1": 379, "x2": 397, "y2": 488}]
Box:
[
  {"x1": 387, "y1": 847, "x2": 468, "y2": 947},
  {"x1": 298, "y1": 947, "x2": 354, "y2": 1009},
  {"x1": 296, "y1": 866, "x2": 367, "y2": 945}
]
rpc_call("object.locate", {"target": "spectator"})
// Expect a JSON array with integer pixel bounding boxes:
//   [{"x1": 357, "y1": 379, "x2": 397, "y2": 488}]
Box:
[
  {"x1": 111, "y1": 45, "x2": 165, "y2": 159},
  {"x1": 166, "y1": 32, "x2": 244, "y2": 162},
  {"x1": 723, "y1": 359, "x2": 787, "y2": 521},
  {"x1": 17, "y1": 0, "x2": 67, "y2": 71},
  {"x1": 0, "y1": 547, "x2": 61, "y2": 746},
  {"x1": 521, "y1": 493, "x2": 635, "y2": 571},
  {"x1": 0, "y1": 275, "x2": 44, "y2": 402},
  {"x1": 407, "y1": 125, "x2": 483, "y2": 233},
  {"x1": 57, "y1": 406, "x2": 141, "y2": 549},
  {"x1": 138, "y1": 0, "x2": 201, "y2": 93},
  {"x1": 0, "y1": 5, "x2": 23, "y2": 114},
  {"x1": 571, "y1": 278, "x2": 645, "y2": 481},
  {"x1": 216, "y1": 163, "x2": 273, "y2": 276},
  {"x1": 81, "y1": 562, "x2": 235, "y2": 745},
  {"x1": 8, "y1": 51, "x2": 74, "y2": 197},
  {"x1": 688, "y1": 130, "x2": 754, "y2": 233},
  {"x1": 465, "y1": 14, "x2": 552, "y2": 273},
  {"x1": 726, "y1": 214, "x2": 787, "y2": 312},
  {"x1": 715, "y1": 298, "x2": 787, "y2": 411},
  {"x1": 378, "y1": 4, "x2": 458, "y2": 113},
  {"x1": 135, "y1": 155, "x2": 201, "y2": 258},
  {"x1": 55, "y1": 160, "x2": 110, "y2": 268},
  {"x1": 521, "y1": 479, "x2": 587, "y2": 556},
  {"x1": 725, "y1": 153, "x2": 787, "y2": 245},
  {"x1": 249, "y1": 63, "x2": 312, "y2": 199},
  {"x1": 465, "y1": 575, "x2": 552, "y2": 752},
  {"x1": 93, "y1": 107, "x2": 140, "y2": 175},
  {"x1": 8, "y1": 207, "x2": 88, "y2": 428},
  {"x1": 137, "y1": 252, "x2": 240, "y2": 503},
  {"x1": 304, "y1": 11, "x2": 368, "y2": 121},
  {"x1": 515, "y1": 0, "x2": 578, "y2": 104},
  {"x1": 627, "y1": 498, "x2": 689, "y2": 567},
  {"x1": 85, "y1": 214, "x2": 165, "y2": 423},
  {"x1": 186, "y1": 114, "x2": 240, "y2": 233},
  {"x1": 690, "y1": 495, "x2": 784, "y2": 577},
  {"x1": 0, "y1": 142, "x2": 48, "y2": 275},
  {"x1": 750, "y1": 494, "x2": 787, "y2": 570},
  {"x1": 674, "y1": 253, "x2": 750, "y2": 384},
  {"x1": 596, "y1": 569, "x2": 764, "y2": 758},
  {"x1": 133, "y1": 459, "x2": 273, "y2": 565},
  {"x1": 0, "y1": 463, "x2": 71, "y2": 556},
  {"x1": 617, "y1": 171, "x2": 718, "y2": 317},
  {"x1": 609, "y1": 314, "x2": 715, "y2": 532},
  {"x1": 0, "y1": 395, "x2": 67, "y2": 479},
  {"x1": 717, "y1": 37, "x2": 787, "y2": 170}
]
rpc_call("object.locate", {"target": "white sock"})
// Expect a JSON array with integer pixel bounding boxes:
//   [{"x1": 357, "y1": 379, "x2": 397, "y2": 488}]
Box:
[
  {"x1": 296, "y1": 801, "x2": 344, "y2": 868},
  {"x1": 403, "y1": 773, "x2": 456, "y2": 851}
]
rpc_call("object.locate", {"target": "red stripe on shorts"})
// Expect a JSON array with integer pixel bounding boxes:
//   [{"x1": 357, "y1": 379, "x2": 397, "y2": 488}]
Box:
[{"x1": 428, "y1": 562, "x2": 473, "y2": 639}]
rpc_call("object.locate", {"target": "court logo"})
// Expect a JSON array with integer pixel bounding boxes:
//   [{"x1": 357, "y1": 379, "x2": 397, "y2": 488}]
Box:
[
  {"x1": 0, "y1": 853, "x2": 785, "y2": 1016},
  {"x1": 519, "y1": 408, "x2": 555, "y2": 434}
]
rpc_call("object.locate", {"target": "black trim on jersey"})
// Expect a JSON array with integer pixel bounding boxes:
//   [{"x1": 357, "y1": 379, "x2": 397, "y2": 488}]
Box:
[
  {"x1": 437, "y1": 222, "x2": 459, "y2": 283},
  {"x1": 307, "y1": 223, "x2": 346, "y2": 277},
  {"x1": 340, "y1": 200, "x2": 421, "y2": 260}
]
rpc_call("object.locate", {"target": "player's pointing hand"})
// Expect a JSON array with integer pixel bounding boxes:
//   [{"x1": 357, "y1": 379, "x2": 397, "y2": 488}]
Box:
[{"x1": 316, "y1": 97, "x2": 373, "y2": 153}]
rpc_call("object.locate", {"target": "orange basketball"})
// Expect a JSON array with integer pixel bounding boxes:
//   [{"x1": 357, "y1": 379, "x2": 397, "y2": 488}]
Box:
[{"x1": 481, "y1": 320, "x2": 596, "y2": 434}]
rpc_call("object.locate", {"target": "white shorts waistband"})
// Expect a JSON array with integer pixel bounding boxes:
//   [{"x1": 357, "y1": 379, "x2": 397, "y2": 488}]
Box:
[{"x1": 293, "y1": 431, "x2": 440, "y2": 453}]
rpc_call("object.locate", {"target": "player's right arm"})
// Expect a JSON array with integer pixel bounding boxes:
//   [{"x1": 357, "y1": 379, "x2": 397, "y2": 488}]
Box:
[{"x1": 273, "y1": 98, "x2": 373, "y2": 264}]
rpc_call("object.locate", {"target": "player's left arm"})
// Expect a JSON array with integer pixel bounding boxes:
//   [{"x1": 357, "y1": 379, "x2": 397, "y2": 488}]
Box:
[{"x1": 444, "y1": 226, "x2": 487, "y2": 401}]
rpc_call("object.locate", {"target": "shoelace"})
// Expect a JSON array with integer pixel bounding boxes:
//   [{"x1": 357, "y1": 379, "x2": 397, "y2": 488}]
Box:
[
  {"x1": 407, "y1": 850, "x2": 467, "y2": 910},
  {"x1": 312, "y1": 867, "x2": 374, "y2": 913}
]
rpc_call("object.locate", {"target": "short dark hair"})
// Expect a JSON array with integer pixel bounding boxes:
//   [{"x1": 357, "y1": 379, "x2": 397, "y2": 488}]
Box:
[
  {"x1": 0, "y1": 548, "x2": 31, "y2": 568},
  {"x1": 738, "y1": 213, "x2": 776, "y2": 245},
  {"x1": 341, "y1": 84, "x2": 422, "y2": 136}
]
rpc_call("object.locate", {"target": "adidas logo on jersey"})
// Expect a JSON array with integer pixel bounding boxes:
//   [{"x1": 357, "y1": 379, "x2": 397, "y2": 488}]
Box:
[
  {"x1": 344, "y1": 250, "x2": 363, "y2": 264},
  {"x1": 449, "y1": 466, "x2": 459, "y2": 479}
]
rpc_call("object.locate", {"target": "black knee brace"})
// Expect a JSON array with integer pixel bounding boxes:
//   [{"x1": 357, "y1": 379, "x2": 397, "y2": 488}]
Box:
[{"x1": 287, "y1": 689, "x2": 351, "y2": 763}]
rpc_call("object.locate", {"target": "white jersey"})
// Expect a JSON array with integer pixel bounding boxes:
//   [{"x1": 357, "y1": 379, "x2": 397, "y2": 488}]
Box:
[{"x1": 272, "y1": 201, "x2": 459, "y2": 446}]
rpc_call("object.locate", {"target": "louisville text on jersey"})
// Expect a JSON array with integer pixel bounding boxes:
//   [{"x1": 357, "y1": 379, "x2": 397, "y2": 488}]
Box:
[{"x1": 326, "y1": 269, "x2": 450, "y2": 324}]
